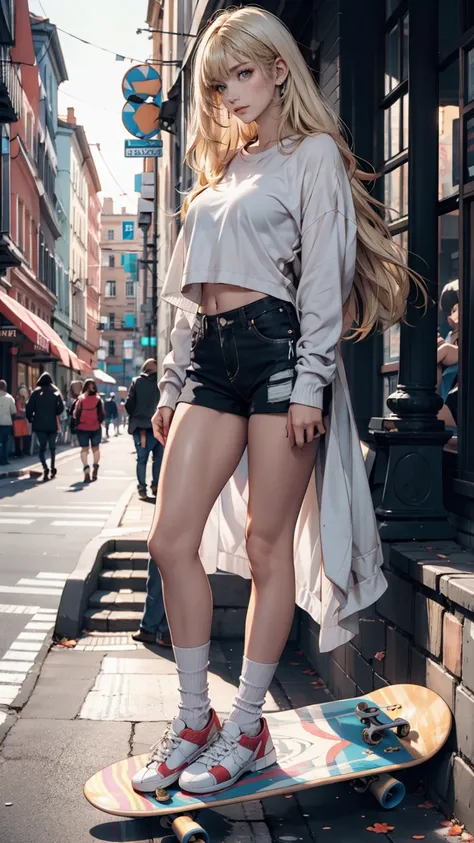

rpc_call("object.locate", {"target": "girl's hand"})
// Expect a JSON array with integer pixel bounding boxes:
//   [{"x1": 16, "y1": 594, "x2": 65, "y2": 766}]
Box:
[
  {"x1": 152, "y1": 407, "x2": 175, "y2": 447},
  {"x1": 287, "y1": 403, "x2": 326, "y2": 449}
]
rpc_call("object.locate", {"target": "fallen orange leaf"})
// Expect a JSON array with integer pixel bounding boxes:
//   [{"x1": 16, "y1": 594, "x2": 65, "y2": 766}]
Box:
[
  {"x1": 437, "y1": 553, "x2": 448, "y2": 559},
  {"x1": 367, "y1": 823, "x2": 395, "y2": 834},
  {"x1": 412, "y1": 836, "x2": 425, "y2": 840},
  {"x1": 448, "y1": 826, "x2": 465, "y2": 837},
  {"x1": 374, "y1": 651, "x2": 386, "y2": 661},
  {"x1": 418, "y1": 801, "x2": 435, "y2": 809}
]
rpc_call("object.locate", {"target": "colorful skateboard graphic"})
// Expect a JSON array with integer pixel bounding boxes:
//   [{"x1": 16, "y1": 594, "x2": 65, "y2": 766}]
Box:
[{"x1": 84, "y1": 685, "x2": 452, "y2": 843}]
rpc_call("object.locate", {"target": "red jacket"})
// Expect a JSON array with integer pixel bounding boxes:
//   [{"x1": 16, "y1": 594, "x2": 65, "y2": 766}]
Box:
[{"x1": 74, "y1": 394, "x2": 104, "y2": 431}]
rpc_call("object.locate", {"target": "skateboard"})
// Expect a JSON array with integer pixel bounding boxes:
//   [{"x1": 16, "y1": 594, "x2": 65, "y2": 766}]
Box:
[{"x1": 84, "y1": 684, "x2": 451, "y2": 843}]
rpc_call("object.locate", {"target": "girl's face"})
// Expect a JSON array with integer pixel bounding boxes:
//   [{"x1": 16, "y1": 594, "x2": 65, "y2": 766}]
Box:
[
  {"x1": 213, "y1": 55, "x2": 284, "y2": 125},
  {"x1": 88, "y1": 384, "x2": 97, "y2": 395}
]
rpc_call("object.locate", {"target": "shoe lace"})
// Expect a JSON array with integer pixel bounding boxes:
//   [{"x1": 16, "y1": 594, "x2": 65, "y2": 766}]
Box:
[
  {"x1": 197, "y1": 729, "x2": 237, "y2": 767},
  {"x1": 148, "y1": 724, "x2": 182, "y2": 765}
]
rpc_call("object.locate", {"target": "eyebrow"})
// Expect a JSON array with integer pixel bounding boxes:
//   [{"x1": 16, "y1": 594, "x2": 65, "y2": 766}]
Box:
[{"x1": 227, "y1": 61, "x2": 250, "y2": 73}]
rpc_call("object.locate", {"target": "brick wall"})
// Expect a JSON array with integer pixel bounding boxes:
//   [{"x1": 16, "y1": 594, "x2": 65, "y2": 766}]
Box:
[{"x1": 297, "y1": 540, "x2": 474, "y2": 828}]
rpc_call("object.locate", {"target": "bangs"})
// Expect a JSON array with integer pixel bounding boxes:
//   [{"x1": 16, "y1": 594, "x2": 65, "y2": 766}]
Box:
[{"x1": 200, "y1": 29, "x2": 256, "y2": 89}]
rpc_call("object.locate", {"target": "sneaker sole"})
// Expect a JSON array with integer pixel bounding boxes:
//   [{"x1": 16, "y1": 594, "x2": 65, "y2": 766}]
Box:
[
  {"x1": 131, "y1": 734, "x2": 220, "y2": 793},
  {"x1": 179, "y1": 746, "x2": 277, "y2": 794}
]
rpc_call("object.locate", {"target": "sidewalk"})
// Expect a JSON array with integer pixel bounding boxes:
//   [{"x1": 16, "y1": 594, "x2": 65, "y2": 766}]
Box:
[
  {"x1": 0, "y1": 631, "x2": 457, "y2": 843},
  {"x1": 0, "y1": 441, "x2": 80, "y2": 479}
]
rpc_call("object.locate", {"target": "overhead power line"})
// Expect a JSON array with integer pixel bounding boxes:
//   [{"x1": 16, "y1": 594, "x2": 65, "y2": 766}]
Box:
[{"x1": 56, "y1": 26, "x2": 181, "y2": 65}]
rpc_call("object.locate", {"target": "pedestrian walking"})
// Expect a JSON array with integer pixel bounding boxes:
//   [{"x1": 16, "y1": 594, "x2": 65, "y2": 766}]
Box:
[
  {"x1": 13, "y1": 385, "x2": 31, "y2": 457},
  {"x1": 0, "y1": 379, "x2": 16, "y2": 465},
  {"x1": 125, "y1": 359, "x2": 163, "y2": 501},
  {"x1": 131, "y1": 7, "x2": 426, "y2": 796},
  {"x1": 118, "y1": 398, "x2": 127, "y2": 432},
  {"x1": 131, "y1": 556, "x2": 171, "y2": 647},
  {"x1": 73, "y1": 378, "x2": 104, "y2": 483},
  {"x1": 26, "y1": 373, "x2": 64, "y2": 482},
  {"x1": 66, "y1": 380, "x2": 83, "y2": 447},
  {"x1": 104, "y1": 391, "x2": 119, "y2": 437}
]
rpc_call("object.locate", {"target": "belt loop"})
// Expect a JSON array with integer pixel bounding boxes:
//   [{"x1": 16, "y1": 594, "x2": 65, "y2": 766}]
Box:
[
  {"x1": 202, "y1": 314, "x2": 208, "y2": 336},
  {"x1": 239, "y1": 307, "x2": 248, "y2": 330}
]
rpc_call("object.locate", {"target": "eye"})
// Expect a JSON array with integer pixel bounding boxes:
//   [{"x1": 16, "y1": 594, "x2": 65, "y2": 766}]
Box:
[
  {"x1": 239, "y1": 69, "x2": 252, "y2": 80},
  {"x1": 214, "y1": 83, "x2": 226, "y2": 93}
]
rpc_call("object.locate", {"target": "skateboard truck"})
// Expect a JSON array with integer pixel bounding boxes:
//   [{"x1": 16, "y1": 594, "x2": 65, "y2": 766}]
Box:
[{"x1": 355, "y1": 701, "x2": 411, "y2": 746}]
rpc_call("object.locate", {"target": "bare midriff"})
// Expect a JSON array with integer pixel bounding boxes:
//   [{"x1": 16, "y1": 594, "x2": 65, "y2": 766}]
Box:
[{"x1": 198, "y1": 283, "x2": 268, "y2": 315}]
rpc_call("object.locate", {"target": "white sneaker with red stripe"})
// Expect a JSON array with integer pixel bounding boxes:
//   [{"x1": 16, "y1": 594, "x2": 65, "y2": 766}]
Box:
[
  {"x1": 178, "y1": 718, "x2": 277, "y2": 794},
  {"x1": 131, "y1": 710, "x2": 221, "y2": 793}
]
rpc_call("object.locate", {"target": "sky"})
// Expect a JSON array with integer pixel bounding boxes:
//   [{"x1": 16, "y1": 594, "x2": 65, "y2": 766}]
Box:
[{"x1": 28, "y1": 0, "x2": 151, "y2": 214}]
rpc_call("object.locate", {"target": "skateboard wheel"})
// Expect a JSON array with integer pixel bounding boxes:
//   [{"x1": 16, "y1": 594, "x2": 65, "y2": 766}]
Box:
[
  {"x1": 396, "y1": 723, "x2": 411, "y2": 739},
  {"x1": 362, "y1": 728, "x2": 382, "y2": 746}
]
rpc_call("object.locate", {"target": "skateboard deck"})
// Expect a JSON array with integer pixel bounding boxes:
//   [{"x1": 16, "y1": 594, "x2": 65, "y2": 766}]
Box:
[{"x1": 84, "y1": 684, "x2": 451, "y2": 842}]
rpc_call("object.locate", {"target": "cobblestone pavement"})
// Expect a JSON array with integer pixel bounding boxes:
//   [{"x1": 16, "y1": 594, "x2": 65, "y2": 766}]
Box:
[{"x1": 0, "y1": 630, "x2": 457, "y2": 843}]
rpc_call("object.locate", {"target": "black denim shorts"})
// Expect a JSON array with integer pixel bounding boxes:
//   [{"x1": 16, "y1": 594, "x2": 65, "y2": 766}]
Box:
[{"x1": 177, "y1": 294, "x2": 330, "y2": 418}]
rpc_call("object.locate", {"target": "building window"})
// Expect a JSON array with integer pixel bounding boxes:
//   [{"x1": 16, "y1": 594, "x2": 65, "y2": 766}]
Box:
[
  {"x1": 108, "y1": 312, "x2": 115, "y2": 329},
  {"x1": 108, "y1": 340, "x2": 115, "y2": 357},
  {"x1": 17, "y1": 198, "x2": 24, "y2": 251},
  {"x1": 108, "y1": 255, "x2": 115, "y2": 267},
  {"x1": 125, "y1": 280, "x2": 135, "y2": 298},
  {"x1": 107, "y1": 229, "x2": 114, "y2": 240},
  {"x1": 105, "y1": 281, "x2": 116, "y2": 297}
]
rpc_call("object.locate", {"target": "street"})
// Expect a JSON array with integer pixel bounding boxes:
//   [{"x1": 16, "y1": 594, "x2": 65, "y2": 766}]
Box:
[{"x1": 0, "y1": 435, "x2": 137, "y2": 705}]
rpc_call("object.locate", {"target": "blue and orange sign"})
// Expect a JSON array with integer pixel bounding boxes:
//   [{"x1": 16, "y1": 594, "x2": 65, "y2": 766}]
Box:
[{"x1": 122, "y1": 65, "x2": 162, "y2": 140}]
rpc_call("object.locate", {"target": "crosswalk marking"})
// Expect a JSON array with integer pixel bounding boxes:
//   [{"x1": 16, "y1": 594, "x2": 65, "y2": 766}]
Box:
[
  {"x1": 18, "y1": 578, "x2": 67, "y2": 588},
  {"x1": 1, "y1": 513, "x2": 107, "y2": 521},
  {"x1": 51, "y1": 520, "x2": 109, "y2": 527},
  {"x1": 19, "y1": 505, "x2": 114, "y2": 511},
  {"x1": 0, "y1": 586, "x2": 63, "y2": 596},
  {"x1": 0, "y1": 519, "x2": 35, "y2": 525},
  {"x1": 2, "y1": 649, "x2": 39, "y2": 661},
  {"x1": 18, "y1": 632, "x2": 48, "y2": 641},
  {"x1": 0, "y1": 604, "x2": 42, "y2": 614},
  {"x1": 0, "y1": 673, "x2": 27, "y2": 684},
  {"x1": 0, "y1": 688, "x2": 20, "y2": 704},
  {"x1": 9, "y1": 641, "x2": 42, "y2": 652},
  {"x1": 37, "y1": 573, "x2": 68, "y2": 580},
  {"x1": 0, "y1": 660, "x2": 34, "y2": 672},
  {"x1": 25, "y1": 621, "x2": 55, "y2": 631}
]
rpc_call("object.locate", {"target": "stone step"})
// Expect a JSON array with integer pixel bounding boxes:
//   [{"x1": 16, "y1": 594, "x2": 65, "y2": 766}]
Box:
[
  {"x1": 84, "y1": 607, "x2": 248, "y2": 637},
  {"x1": 99, "y1": 569, "x2": 147, "y2": 590},
  {"x1": 84, "y1": 608, "x2": 142, "y2": 632},
  {"x1": 89, "y1": 590, "x2": 146, "y2": 611},
  {"x1": 102, "y1": 551, "x2": 149, "y2": 571}
]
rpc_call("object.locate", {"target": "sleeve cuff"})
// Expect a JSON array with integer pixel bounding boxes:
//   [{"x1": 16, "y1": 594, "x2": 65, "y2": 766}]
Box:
[
  {"x1": 290, "y1": 380, "x2": 325, "y2": 410},
  {"x1": 157, "y1": 382, "x2": 181, "y2": 410}
]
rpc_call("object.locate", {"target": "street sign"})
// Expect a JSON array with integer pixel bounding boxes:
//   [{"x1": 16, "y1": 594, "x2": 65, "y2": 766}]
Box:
[
  {"x1": 124, "y1": 139, "x2": 163, "y2": 158},
  {"x1": 122, "y1": 65, "x2": 162, "y2": 139}
]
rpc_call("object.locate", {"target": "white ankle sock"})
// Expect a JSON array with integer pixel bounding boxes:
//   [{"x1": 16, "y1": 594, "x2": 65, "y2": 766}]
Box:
[
  {"x1": 173, "y1": 641, "x2": 211, "y2": 731},
  {"x1": 228, "y1": 656, "x2": 278, "y2": 736}
]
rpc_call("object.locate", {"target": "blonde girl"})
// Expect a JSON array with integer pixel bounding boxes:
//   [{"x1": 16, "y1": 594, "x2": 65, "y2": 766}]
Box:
[{"x1": 132, "y1": 6, "x2": 423, "y2": 796}]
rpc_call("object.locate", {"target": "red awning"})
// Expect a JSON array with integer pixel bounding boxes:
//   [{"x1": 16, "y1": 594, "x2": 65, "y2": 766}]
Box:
[
  {"x1": 28, "y1": 312, "x2": 83, "y2": 373},
  {"x1": 0, "y1": 290, "x2": 50, "y2": 352}
]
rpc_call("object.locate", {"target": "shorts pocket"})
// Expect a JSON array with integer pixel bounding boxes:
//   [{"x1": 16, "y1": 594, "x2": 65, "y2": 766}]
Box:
[{"x1": 249, "y1": 306, "x2": 298, "y2": 344}]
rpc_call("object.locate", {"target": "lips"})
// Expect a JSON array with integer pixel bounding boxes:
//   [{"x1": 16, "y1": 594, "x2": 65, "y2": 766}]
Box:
[{"x1": 234, "y1": 106, "x2": 248, "y2": 115}]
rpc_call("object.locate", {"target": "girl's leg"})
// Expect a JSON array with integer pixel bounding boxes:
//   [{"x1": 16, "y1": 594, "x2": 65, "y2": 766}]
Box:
[
  {"x1": 148, "y1": 402, "x2": 247, "y2": 726},
  {"x1": 229, "y1": 413, "x2": 319, "y2": 735},
  {"x1": 92, "y1": 445, "x2": 100, "y2": 480}
]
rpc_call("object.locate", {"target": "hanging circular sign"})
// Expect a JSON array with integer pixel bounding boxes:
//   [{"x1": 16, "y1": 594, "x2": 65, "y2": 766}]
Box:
[{"x1": 122, "y1": 64, "x2": 163, "y2": 140}]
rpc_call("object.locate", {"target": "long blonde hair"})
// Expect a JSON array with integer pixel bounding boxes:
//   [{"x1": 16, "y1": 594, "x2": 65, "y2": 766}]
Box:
[{"x1": 182, "y1": 5, "x2": 425, "y2": 339}]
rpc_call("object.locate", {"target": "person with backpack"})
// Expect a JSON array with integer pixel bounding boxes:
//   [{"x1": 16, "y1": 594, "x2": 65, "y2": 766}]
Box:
[
  {"x1": 26, "y1": 373, "x2": 64, "y2": 482},
  {"x1": 73, "y1": 378, "x2": 105, "y2": 483}
]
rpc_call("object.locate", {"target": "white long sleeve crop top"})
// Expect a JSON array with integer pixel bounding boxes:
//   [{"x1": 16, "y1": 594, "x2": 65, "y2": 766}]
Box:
[{"x1": 158, "y1": 133, "x2": 358, "y2": 411}]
